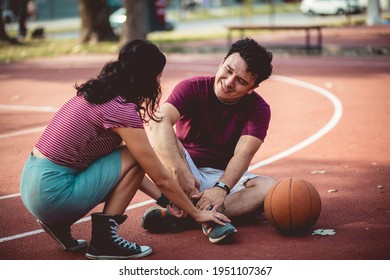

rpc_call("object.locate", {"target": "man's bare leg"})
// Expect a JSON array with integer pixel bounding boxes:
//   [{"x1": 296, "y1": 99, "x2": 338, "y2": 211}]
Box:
[{"x1": 219, "y1": 176, "x2": 277, "y2": 217}]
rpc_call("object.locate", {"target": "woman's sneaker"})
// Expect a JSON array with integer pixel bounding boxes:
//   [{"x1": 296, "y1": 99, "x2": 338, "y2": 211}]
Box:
[
  {"x1": 202, "y1": 222, "x2": 237, "y2": 244},
  {"x1": 85, "y1": 213, "x2": 152, "y2": 260},
  {"x1": 37, "y1": 219, "x2": 87, "y2": 252}
]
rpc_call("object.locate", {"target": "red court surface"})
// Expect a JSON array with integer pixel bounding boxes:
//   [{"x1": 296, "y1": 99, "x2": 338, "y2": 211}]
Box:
[{"x1": 0, "y1": 31, "x2": 390, "y2": 265}]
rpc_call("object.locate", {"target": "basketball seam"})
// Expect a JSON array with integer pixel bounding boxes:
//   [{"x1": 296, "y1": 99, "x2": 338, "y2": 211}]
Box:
[
  {"x1": 268, "y1": 182, "x2": 279, "y2": 229},
  {"x1": 303, "y1": 180, "x2": 317, "y2": 226},
  {"x1": 305, "y1": 181, "x2": 314, "y2": 226},
  {"x1": 288, "y1": 178, "x2": 292, "y2": 230}
]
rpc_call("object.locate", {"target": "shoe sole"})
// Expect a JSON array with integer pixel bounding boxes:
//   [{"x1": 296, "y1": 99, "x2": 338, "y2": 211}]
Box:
[
  {"x1": 37, "y1": 219, "x2": 87, "y2": 252},
  {"x1": 141, "y1": 206, "x2": 165, "y2": 229},
  {"x1": 85, "y1": 247, "x2": 152, "y2": 260},
  {"x1": 202, "y1": 224, "x2": 237, "y2": 244},
  {"x1": 141, "y1": 205, "x2": 178, "y2": 233},
  {"x1": 208, "y1": 229, "x2": 237, "y2": 243}
]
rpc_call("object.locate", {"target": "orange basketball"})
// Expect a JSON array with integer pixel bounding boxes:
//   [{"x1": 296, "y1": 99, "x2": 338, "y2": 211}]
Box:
[{"x1": 264, "y1": 177, "x2": 321, "y2": 234}]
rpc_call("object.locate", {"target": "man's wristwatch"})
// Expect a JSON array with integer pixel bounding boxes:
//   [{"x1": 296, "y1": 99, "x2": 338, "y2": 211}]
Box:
[{"x1": 214, "y1": 181, "x2": 230, "y2": 195}]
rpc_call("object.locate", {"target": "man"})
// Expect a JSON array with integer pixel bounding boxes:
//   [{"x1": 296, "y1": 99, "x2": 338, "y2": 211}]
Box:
[{"x1": 141, "y1": 38, "x2": 277, "y2": 243}]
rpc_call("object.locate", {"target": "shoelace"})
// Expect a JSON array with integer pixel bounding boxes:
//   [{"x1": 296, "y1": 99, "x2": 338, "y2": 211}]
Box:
[{"x1": 109, "y1": 219, "x2": 138, "y2": 250}]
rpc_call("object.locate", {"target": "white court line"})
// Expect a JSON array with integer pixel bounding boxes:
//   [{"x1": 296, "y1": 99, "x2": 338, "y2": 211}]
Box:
[
  {"x1": 249, "y1": 75, "x2": 343, "y2": 170},
  {"x1": 0, "y1": 104, "x2": 58, "y2": 139},
  {"x1": 0, "y1": 193, "x2": 21, "y2": 200},
  {"x1": 0, "y1": 104, "x2": 58, "y2": 112},
  {"x1": 0, "y1": 126, "x2": 47, "y2": 139},
  {"x1": 0, "y1": 75, "x2": 343, "y2": 243}
]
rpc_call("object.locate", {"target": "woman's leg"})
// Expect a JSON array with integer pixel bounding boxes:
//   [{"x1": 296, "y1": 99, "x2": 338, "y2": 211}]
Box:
[
  {"x1": 86, "y1": 146, "x2": 152, "y2": 260},
  {"x1": 139, "y1": 176, "x2": 161, "y2": 200},
  {"x1": 103, "y1": 146, "x2": 145, "y2": 215}
]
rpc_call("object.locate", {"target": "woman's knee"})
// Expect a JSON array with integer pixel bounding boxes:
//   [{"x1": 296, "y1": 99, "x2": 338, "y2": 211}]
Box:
[{"x1": 118, "y1": 146, "x2": 144, "y2": 176}]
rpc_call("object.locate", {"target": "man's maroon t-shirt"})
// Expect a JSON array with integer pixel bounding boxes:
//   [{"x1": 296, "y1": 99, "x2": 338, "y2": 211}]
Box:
[{"x1": 166, "y1": 76, "x2": 270, "y2": 170}]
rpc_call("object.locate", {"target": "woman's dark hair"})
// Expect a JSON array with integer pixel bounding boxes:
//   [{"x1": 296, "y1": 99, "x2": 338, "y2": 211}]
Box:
[
  {"x1": 75, "y1": 39, "x2": 166, "y2": 123},
  {"x1": 225, "y1": 38, "x2": 273, "y2": 86}
]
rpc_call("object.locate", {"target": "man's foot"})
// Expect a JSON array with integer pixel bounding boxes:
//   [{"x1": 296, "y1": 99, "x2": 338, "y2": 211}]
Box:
[
  {"x1": 141, "y1": 206, "x2": 179, "y2": 233},
  {"x1": 202, "y1": 222, "x2": 237, "y2": 244},
  {"x1": 37, "y1": 219, "x2": 87, "y2": 252}
]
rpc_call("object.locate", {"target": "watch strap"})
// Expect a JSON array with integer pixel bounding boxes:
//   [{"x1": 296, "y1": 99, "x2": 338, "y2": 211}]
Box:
[{"x1": 214, "y1": 181, "x2": 230, "y2": 195}]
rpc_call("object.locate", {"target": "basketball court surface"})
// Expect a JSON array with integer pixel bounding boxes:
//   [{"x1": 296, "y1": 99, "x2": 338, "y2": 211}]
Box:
[{"x1": 0, "y1": 28, "x2": 389, "y2": 276}]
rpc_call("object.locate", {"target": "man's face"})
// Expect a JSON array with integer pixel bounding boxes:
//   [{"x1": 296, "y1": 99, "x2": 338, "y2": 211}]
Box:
[{"x1": 214, "y1": 53, "x2": 258, "y2": 104}]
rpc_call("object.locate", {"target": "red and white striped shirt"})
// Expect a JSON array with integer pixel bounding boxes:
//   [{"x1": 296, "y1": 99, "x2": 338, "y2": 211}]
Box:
[{"x1": 36, "y1": 95, "x2": 144, "y2": 171}]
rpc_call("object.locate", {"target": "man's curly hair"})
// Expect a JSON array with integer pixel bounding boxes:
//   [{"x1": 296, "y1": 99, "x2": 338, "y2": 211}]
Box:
[{"x1": 225, "y1": 38, "x2": 273, "y2": 86}]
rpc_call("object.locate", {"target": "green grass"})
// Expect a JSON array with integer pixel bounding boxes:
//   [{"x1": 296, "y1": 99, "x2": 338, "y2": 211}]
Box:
[
  {"x1": 0, "y1": 26, "x2": 232, "y2": 63},
  {"x1": 0, "y1": 39, "x2": 121, "y2": 63},
  {"x1": 0, "y1": 30, "x2": 233, "y2": 64}
]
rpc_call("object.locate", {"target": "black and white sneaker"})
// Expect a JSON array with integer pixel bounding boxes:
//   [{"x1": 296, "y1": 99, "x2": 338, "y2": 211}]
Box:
[
  {"x1": 37, "y1": 219, "x2": 87, "y2": 252},
  {"x1": 85, "y1": 213, "x2": 152, "y2": 260}
]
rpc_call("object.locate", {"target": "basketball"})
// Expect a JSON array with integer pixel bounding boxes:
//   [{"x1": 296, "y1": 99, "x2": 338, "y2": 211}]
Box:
[{"x1": 264, "y1": 177, "x2": 321, "y2": 235}]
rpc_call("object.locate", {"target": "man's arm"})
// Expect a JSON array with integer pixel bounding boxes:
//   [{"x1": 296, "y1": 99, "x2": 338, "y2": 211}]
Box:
[
  {"x1": 149, "y1": 103, "x2": 200, "y2": 198},
  {"x1": 196, "y1": 135, "x2": 262, "y2": 211}
]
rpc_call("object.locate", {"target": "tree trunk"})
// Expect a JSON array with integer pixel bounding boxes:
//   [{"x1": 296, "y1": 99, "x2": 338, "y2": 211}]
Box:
[
  {"x1": 78, "y1": 0, "x2": 117, "y2": 43},
  {"x1": 0, "y1": 5, "x2": 11, "y2": 41},
  {"x1": 122, "y1": 0, "x2": 147, "y2": 42}
]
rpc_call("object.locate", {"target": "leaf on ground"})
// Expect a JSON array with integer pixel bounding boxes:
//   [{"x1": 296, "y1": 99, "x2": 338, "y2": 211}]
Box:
[
  {"x1": 312, "y1": 229, "x2": 336, "y2": 236},
  {"x1": 11, "y1": 95, "x2": 21, "y2": 102},
  {"x1": 311, "y1": 170, "x2": 326, "y2": 174},
  {"x1": 327, "y1": 189, "x2": 338, "y2": 193}
]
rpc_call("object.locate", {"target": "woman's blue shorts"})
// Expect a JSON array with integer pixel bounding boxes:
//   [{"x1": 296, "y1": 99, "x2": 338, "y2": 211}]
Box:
[{"x1": 20, "y1": 150, "x2": 121, "y2": 225}]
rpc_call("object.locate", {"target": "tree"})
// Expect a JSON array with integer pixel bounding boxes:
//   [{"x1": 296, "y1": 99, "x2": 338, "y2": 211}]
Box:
[
  {"x1": 0, "y1": 0, "x2": 29, "y2": 43},
  {"x1": 0, "y1": 5, "x2": 11, "y2": 41},
  {"x1": 78, "y1": 0, "x2": 117, "y2": 43},
  {"x1": 122, "y1": 0, "x2": 148, "y2": 42}
]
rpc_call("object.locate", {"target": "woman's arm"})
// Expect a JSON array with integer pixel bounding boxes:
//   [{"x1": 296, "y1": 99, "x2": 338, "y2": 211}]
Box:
[{"x1": 112, "y1": 126, "x2": 229, "y2": 225}]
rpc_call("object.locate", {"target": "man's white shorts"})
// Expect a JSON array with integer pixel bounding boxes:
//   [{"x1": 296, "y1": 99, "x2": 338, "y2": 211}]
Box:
[{"x1": 183, "y1": 148, "x2": 259, "y2": 195}]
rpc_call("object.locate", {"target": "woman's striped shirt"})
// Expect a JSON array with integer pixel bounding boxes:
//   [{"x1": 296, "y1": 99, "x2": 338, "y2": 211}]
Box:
[{"x1": 36, "y1": 95, "x2": 144, "y2": 171}]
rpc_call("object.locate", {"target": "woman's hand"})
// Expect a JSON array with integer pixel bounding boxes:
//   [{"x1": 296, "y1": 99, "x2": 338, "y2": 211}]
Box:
[{"x1": 193, "y1": 210, "x2": 230, "y2": 226}]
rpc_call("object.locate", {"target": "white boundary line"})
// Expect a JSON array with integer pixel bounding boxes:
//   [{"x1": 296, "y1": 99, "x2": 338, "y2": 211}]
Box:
[
  {"x1": 0, "y1": 75, "x2": 343, "y2": 243},
  {"x1": 0, "y1": 104, "x2": 58, "y2": 112},
  {"x1": 249, "y1": 75, "x2": 343, "y2": 170},
  {"x1": 0, "y1": 126, "x2": 47, "y2": 140},
  {"x1": 0, "y1": 104, "x2": 58, "y2": 139},
  {"x1": 0, "y1": 193, "x2": 21, "y2": 200}
]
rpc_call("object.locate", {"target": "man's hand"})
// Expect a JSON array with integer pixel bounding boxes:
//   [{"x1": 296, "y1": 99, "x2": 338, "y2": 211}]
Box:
[
  {"x1": 193, "y1": 187, "x2": 227, "y2": 211},
  {"x1": 167, "y1": 173, "x2": 201, "y2": 218},
  {"x1": 166, "y1": 203, "x2": 187, "y2": 218},
  {"x1": 174, "y1": 171, "x2": 201, "y2": 199}
]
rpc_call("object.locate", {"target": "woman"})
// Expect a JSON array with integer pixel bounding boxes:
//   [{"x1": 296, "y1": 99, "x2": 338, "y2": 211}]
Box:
[{"x1": 20, "y1": 39, "x2": 228, "y2": 260}]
